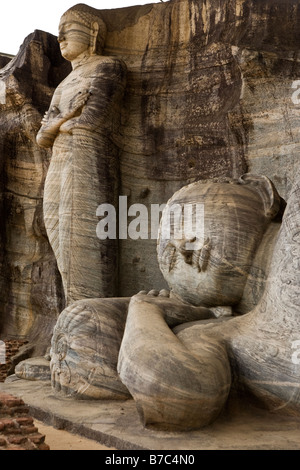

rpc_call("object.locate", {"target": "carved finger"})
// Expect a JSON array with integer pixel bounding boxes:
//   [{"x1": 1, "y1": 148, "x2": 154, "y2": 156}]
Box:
[
  {"x1": 159, "y1": 289, "x2": 170, "y2": 297},
  {"x1": 147, "y1": 290, "x2": 159, "y2": 296}
]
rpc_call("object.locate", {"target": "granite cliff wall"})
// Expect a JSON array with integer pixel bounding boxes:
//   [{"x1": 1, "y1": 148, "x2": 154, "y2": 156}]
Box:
[{"x1": 0, "y1": 32, "x2": 69, "y2": 344}]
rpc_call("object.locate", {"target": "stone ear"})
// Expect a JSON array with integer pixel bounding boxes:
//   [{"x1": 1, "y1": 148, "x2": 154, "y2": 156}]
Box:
[
  {"x1": 90, "y1": 21, "x2": 99, "y2": 53},
  {"x1": 238, "y1": 173, "x2": 286, "y2": 220}
]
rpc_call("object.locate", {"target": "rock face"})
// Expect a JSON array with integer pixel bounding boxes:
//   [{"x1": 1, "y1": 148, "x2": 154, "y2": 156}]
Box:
[
  {"x1": 0, "y1": 31, "x2": 69, "y2": 347},
  {"x1": 0, "y1": 54, "x2": 12, "y2": 69},
  {"x1": 0, "y1": 0, "x2": 300, "y2": 349}
]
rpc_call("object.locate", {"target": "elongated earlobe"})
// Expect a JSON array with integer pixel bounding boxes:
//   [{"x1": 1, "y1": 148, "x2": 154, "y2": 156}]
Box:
[
  {"x1": 239, "y1": 173, "x2": 286, "y2": 220},
  {"x1": 198, "y1": 238, "x2": 211, "y2": 272},
  {"x1": 90, "y1": 21, "x2": 99, "y2": 54}
]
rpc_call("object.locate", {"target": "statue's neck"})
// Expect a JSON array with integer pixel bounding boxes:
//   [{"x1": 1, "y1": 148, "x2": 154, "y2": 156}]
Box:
[{"x1": 71, "y1": 52, "x2": 95, "y2": 70}]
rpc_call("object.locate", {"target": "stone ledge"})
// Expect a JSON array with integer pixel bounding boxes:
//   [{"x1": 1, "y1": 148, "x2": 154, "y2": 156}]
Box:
[{"x1": 1, "y1": 377, "x2": 300, "y2": 450}]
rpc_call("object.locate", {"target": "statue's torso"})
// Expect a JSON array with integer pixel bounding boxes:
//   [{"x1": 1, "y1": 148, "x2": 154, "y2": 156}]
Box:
[{"x1": 56, "y1": 56, "x2": 112, "y2": 116}]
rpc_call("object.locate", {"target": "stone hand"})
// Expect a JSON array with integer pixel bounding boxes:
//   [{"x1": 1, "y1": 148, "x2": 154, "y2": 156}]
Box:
[
  {"x1": 41, "y1": 106, "x2": 60, "y2": 125},
  {"x1": 59, "y1": 91, "x2": 91, "y2": 133},
  {"x1": 37, "y1": 90, "x2": 91, "y2": 143},
  {"x1": 65, "y1": 89, "x2": 91, "y2": 120},
  {"x1": 130, "y1": 290, "x2": 215, "y2": 327}
]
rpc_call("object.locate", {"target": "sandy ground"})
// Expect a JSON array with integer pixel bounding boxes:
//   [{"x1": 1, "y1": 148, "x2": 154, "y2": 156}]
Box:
[{"x1": 35, "y1": 420, "x2": 115, "y2": 451}]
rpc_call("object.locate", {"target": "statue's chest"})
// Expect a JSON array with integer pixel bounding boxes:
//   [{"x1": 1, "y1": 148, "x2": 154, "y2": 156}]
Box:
[{"x1": 59, "y1": 70, "x2": 93, "y2": 111}]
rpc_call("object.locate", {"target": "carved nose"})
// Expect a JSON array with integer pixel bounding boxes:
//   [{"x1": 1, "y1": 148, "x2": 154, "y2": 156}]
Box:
[{"x1": 58, "y1": 33, "x2": 65, "y2": 43}]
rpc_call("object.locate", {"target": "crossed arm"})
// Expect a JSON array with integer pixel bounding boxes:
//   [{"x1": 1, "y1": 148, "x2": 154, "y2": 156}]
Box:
[
  {"x1": 36, "y1": 58, "x2": 127, "y2": 149},
  {"x1": 36, "y1": 89, "x2": 90, "y2": 148}
]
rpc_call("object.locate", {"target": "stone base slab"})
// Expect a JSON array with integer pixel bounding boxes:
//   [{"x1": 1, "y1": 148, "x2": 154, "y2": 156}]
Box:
[{"x1": 1, "y1": 377, "x2": 300, "y2": 450}]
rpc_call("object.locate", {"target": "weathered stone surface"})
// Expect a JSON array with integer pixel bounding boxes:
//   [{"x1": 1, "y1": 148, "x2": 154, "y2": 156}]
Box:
[
  {"x1": 0, "y1": 54, "x2": 12, "y2": 69},
  {"x1": 2, "y1": 0, "x2": 300, "y2": 341},
  {"x1": 226, "y1": 171, "x2": 300, "y2": 412},
  {"x1": 117, "y1": 167, "x2": 300, "y2": 431},
  {"x1": 37, "y1": 5, "x2": 127, "y2": 305},
  {"x1": 118, "y1": 174, "x2": 286, "y2": 430},
  {"x1": 118, "y1": 291, "x2": 232, "y2": 431},
  {"x1": 0, "y1": 30, "x2": 69, "y2": 348},
  {"x1": 100, "y1": 0, "x2": 300, "y2": 291},
  {"x1": 49, "y1": 171, "x2": 288, "y2": 430},
  {"x1": 157, "y1": 174, "x2": 285, "y2": 311},
  {"x1": 50, "y1": 298, "x2": 131, "y2": 399},
  {"x1": 2, "y1": 377, "x2": 300, "y2": 450},
  {"x1": 15, "y1": 357, "x2": 51, "y2": 382},
  {"x1": 173, "y1": 169, "x2": 300, "y2": 422}
]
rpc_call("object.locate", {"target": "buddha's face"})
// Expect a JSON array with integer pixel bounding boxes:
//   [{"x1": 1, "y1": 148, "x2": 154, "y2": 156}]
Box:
[
  {"x1": 58, "y1": 14, "x2": 91, "y2": 61},
  {"x1": 158, "y1": 181, "x2": 272, "y2": 307}
]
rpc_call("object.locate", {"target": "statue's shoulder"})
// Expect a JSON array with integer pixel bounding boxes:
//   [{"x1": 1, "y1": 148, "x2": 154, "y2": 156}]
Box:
[{"x1": 93, "y1": 55, "x2": 127, "y2": 74}]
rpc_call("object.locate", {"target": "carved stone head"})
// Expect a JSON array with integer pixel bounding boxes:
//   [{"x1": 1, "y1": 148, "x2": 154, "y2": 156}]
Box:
[
  {"x1": 58, "y1": 3, "x2": 107, "y2": 60},
  {"x1": 157, "y1": 174, "x2": 285, "y2": 307}
]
